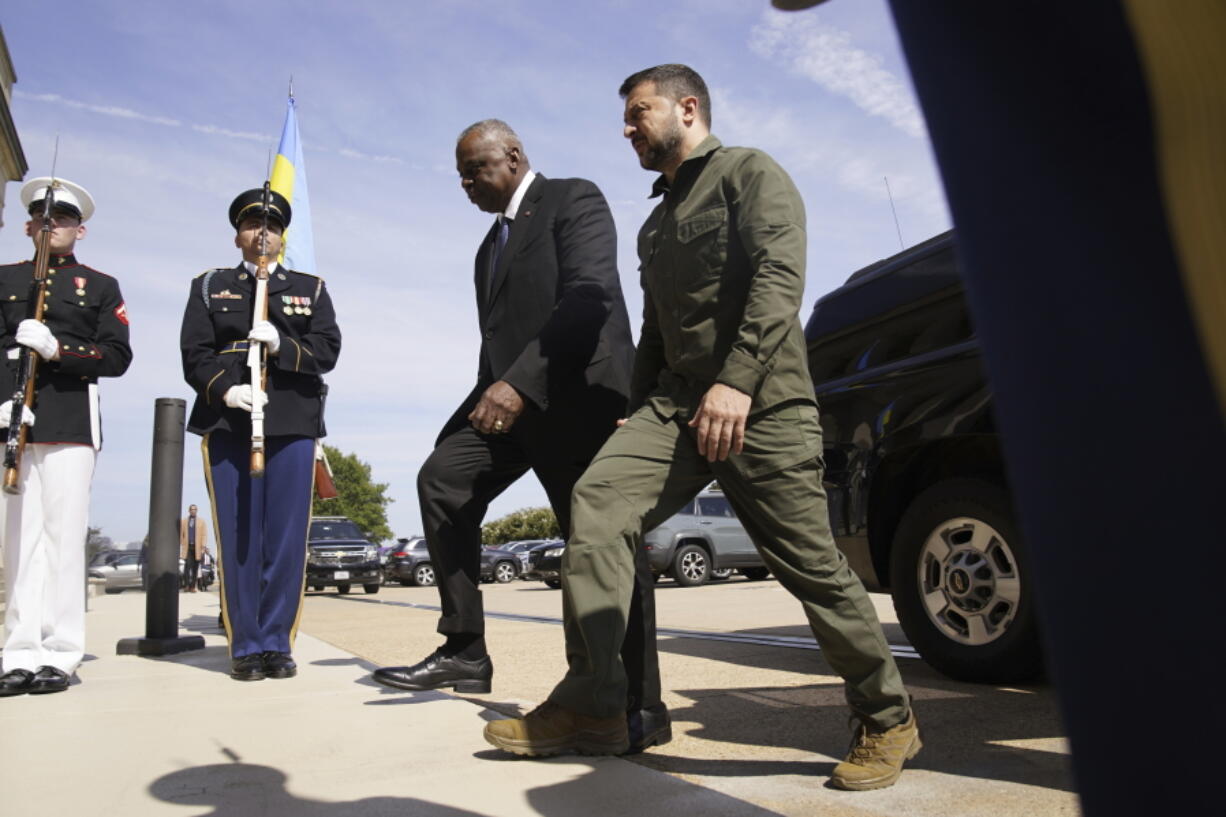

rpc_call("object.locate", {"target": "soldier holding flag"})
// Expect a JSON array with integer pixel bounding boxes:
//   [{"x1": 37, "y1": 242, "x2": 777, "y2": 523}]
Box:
[{"x1": 179, "y1": 187, "x2": 340, "y2": 682}]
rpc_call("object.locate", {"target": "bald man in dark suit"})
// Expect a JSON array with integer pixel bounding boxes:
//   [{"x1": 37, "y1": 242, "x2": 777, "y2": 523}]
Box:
[{"x1": 374, "y1": 119, "x2": 671, "y2": 753}]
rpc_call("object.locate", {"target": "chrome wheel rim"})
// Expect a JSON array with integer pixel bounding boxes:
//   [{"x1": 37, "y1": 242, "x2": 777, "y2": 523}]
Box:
[
  {"x1": 679, "y1": 550, "x2": 707, "y2": 582},
  {"x1": 416, "y1": 565, "x2": 435, "y2": 585},
  {"x1": 495, "y1": 563, "x2": 515, "y2": 582},
  {"x1": 917, "y1": 516, "x2": 1020, "y2": 646}
]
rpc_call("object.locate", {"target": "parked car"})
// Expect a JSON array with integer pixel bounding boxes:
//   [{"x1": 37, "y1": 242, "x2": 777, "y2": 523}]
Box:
[
  {"x1": 88, "y1": 551, "x2": 143, "y2": 593},
  {"x1": 521, "y1": 539, "x2": 566, "y2": 588},
  {"x1": 306, "y1": 516, "x2": 382, "y2": 595},
  {"x1": 384, "y1": 537, "x2": 436, "y2": 587},
  {"x1": 479, "y1": 546, "x2": 522, "y2": 584},
  {"x1": 497, "y1": 539, "x2": 549, "y2": 574},
  {"x1": 642, "y1": 490, "x2": 770, "y2": 587},
  {"x1": 804, "y1": 230, "x2": 1039, "y2": 684}
]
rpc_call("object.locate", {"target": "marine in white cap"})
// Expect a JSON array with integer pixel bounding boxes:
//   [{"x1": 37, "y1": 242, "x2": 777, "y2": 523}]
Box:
[{"x1": 0, "y1": 176, "x2": 132, "y2": 696}]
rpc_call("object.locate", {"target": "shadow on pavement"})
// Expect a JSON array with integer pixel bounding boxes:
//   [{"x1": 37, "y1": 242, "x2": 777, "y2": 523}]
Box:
[
  {"x1": 149, "y1": 763, "x2": 487, "y2": 817},
  {"x1": 650, "y1": 633, "x2": 1072, "y2": 793}
]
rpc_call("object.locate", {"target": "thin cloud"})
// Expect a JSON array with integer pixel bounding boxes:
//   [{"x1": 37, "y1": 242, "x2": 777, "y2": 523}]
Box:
[
  {"x1": 14, "y1": 90, "x2": 182, "y2": 127},
  {"x1": 190, "y1": 123, "x2": 270, "y2": 142},
  {"x1": 749, "y1": 10, "x2": 925, "y2": 138},
  {"x1": 338, "y1": 147, "x2": 403, "y2": 164}
]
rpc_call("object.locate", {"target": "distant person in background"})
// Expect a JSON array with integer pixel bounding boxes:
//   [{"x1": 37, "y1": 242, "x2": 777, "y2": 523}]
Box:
[
  {"x1": 0, "y1": 177, "x2": 132, "y2": 697},
  {"x1": 179, "y1": 504, "x2": 207, "y2": 592}
]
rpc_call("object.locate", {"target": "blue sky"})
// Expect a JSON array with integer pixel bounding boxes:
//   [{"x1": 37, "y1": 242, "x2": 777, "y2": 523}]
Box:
[{"x1": 0, "y1": 1, "x2": 949, "y2": 544}]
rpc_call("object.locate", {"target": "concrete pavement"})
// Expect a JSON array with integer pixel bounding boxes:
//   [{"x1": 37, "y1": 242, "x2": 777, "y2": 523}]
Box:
[
  {"x1": 1, "y1": 582, "x2": 1080, "y2": 816},
  {"x1": 0, "y1": 590, "x2": 779, "y2": 817}
]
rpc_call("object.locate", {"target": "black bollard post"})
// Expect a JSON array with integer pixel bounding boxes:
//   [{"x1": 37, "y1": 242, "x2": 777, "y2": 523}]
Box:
[{"x1": 117, "y1": 398, "x2": 204, "y2": 656}]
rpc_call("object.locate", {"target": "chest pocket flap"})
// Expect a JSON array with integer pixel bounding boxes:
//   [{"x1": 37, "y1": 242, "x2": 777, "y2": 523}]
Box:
[{"x1": 677, "y1": 206, "x2": 727, "y2": 244}]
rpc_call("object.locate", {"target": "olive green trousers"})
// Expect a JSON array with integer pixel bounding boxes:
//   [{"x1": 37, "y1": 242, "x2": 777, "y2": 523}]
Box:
[{"x1": 548, "y1": 400, "x2": 910, "y2": 730}]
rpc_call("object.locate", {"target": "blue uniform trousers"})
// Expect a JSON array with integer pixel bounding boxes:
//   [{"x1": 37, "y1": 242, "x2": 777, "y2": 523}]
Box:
[{"x1": 204, "y1": 430, "x2": 314, "y2": 658}]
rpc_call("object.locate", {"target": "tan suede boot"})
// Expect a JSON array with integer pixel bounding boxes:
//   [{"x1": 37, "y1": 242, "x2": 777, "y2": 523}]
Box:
[
  {"x1": 830, "y1": 709, "x2": 921, "y2": 791},
  {"x1": 483, "y1": 700, "x2": 630, "y2": 757}
]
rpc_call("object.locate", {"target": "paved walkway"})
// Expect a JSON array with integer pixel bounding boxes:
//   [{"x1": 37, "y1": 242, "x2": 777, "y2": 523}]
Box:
[{"x1": 0, "y1": 590, "x2": 780, "y2": 817}]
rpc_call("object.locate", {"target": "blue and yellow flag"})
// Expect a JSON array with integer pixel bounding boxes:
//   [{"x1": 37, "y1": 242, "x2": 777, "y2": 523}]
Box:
[{"x1": 269, "y1": 95, "x2": 316, "y2": 274}]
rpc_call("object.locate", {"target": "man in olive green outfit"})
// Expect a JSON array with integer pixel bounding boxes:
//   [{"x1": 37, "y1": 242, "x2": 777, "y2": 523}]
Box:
[{"x1": 484, "y1": 64, "x2": 920, "y2": 791}]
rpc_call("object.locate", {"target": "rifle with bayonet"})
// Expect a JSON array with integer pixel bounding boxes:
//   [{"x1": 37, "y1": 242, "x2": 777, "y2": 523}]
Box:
[
  {"x1": 247, "y1": 181, "x2": 272, "y2": 477},
  {"x1": 3, "y1": 185, "x2": 57, "y2": 494}
]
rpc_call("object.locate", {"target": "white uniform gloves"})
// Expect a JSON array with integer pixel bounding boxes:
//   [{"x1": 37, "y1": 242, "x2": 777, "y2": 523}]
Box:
[
  {"x1": 223, "y1": 385, "x2": 269, "y2": 413},
  {"x1": 0, "y1": 400, "x2": 35, "y2": 428},
  {"x1": 248, "y1": 320, "x2": 280, "y2": 356},
  {"x1": 16, "y1": 319, "x2": 59, "y2": 361}
]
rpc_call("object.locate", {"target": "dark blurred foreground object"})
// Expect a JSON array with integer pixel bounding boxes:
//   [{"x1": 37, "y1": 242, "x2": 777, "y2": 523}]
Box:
[{"x1": 777, "y1": 0, "x2": 1226, "y2": 813}]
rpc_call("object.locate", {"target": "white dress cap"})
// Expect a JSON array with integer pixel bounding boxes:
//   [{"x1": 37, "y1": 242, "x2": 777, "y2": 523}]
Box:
[{"x1": 19, "y1": 176, "x2": 96, "y2": 222}]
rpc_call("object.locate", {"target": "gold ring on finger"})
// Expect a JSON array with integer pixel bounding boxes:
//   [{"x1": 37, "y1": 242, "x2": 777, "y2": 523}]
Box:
[{"x1": 494, "y1": 420, "x2": 504, "y2": 431}]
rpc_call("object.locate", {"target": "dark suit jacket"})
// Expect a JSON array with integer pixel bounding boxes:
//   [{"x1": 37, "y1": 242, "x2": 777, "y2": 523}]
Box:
[{"x1": 439, "y1": 174, "x2": 634, "y2": 443}]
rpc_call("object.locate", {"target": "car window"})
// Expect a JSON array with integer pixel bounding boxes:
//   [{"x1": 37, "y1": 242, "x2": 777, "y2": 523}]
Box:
[
  {"x1": 309, "y1": 519, "x2": 366, "y2": 541},
  {"x1": 115, "y1": 553, "x2": 140, "y2": 566},
  {"x1": 675, "y1": 500, "x2": 698, "y2": 516},
  {"x1": 697, "y1": 496, "x2": 735, "y2": 518}
]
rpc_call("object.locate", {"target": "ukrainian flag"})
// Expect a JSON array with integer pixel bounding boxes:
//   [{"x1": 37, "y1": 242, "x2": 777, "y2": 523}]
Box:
[{"x1": 270, "y1": 95, "x2": 316, "y2": 274}]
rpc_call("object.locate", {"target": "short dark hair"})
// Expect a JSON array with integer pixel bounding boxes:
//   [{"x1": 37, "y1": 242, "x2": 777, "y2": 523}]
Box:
[{"x1": 619, "y1": 64, "x2": 711, "y2": 127}]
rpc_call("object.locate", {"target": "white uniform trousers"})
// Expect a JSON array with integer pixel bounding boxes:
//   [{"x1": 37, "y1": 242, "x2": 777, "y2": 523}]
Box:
[{"x1": 0, "y1": 443, "x2": 96, "y2": 674}]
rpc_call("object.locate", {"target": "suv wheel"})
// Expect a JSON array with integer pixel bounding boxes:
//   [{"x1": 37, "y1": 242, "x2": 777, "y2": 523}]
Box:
[
  {"x1": 739, "y1": 567, "x2": 770, "y2": 581},
  {"x1": 413, "y1": 563, "x2": 436, "y2": 587},
  {"x1": 671, "y1": 544, "x2": 710, "y2": 587},
  {"x1": 494, "y1": 561, "x2": 517, "y2": 583},
  {"x1": 363, "y1": 583, "x2": 380, "y2": 594},
  {"x1": 336, "y1": 584, "x2": 351, "y2": 595},
  {"x1": 710, "y1": 567, "x2": 734, "y2": 581},
  {"x1": 891, "y1": 478, "x2": 1042, "y2": 683}
]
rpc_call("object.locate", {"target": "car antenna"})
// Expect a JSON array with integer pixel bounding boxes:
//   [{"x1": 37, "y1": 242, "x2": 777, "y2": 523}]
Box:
[{"x1": 884, "y1": 176, "x2": 904, "y2": 251}]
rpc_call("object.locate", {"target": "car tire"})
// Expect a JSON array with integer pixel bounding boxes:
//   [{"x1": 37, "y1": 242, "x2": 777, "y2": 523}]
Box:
[
  {"x1": 413, "y1": 564, "x2": 436, "y2": 587},
  {"x1": 710, "y1": 567, "x2": 734, "y2": 581},
  {"x1": 336, "y1": 584, "x2": 351, "y2": 595},
  {"x1": 311, "y1": 585, "x2": 324, "y2": 592},
  {"x1": 739, "y1": 567, "x2": 770, "y2": 581},
  {"x1": 494, "y1": 561, "x2": 517, "y2": 583},
  {"x1": 363, "y1": 583, "x2": 380, "y2": 594},
  {"x1": 671, "y1": 544, "x2": 710, "y2": 587},
  {"x1": 544, "y1": 579, "x2": 562, "y2": 589},
  {"x1": 398, "y1": 579, "x2": 413, "y2": 587},
  {"x1": 890, "y1": 478, "x2": 1043, "y2": 683}
]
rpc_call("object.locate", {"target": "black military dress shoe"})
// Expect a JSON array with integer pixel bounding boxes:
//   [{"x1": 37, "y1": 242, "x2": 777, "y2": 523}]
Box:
[
  {"x1": 373, "y1": 649, "x2": 493, "y2": 693},
  {"x1": 263, "y1": 651, "x2": 297, "y2": 679},
  {"x1": 230, "y1": 654, "x2": 266, "y2": 681},
  {"x1": 626, "y1": 703, "x2": 672, "y2": 754},
  {"x1": 0, "y1": 668, "x2": 35, "y2": 697},
  {"x1": 28, "y1": 666, "x2": 69, "y2": 695}
]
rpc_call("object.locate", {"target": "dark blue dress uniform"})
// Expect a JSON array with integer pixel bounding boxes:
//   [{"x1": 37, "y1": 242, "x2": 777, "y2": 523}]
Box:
[
  {"x1": 0, "y1": 253, "x2": 132, "y2": 445},
  {"x1": 180, "y1": 262, "x2": 340, "y2": 660}
]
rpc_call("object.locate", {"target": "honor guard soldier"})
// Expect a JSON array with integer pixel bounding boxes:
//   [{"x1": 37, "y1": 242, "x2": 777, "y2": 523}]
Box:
[
  {"x1": 180, "y1": 187, "x2": 340, "y2": 682},
  {"x1": 0, "y1": 177, "x2": 132, "y2": 696}
]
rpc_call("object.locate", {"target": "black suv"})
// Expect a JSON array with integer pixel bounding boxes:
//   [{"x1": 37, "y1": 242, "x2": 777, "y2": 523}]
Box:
[
  {"x1": 306, "y1": 516, "x2": 382, "y2": 595},
  {"x1": 805, "y1": 231, "x2": 1039, "y2": 683}
]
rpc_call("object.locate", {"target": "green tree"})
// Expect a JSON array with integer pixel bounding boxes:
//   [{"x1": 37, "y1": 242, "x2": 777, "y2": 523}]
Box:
[
  {"x1": 86, "y1": 526, "x2": 113, "y2": 562},
  {"x1": 481, "y1": 507, "x2": 560, "y2": 545},
  {"x1": 311, "y1": 445, "x2": 394, "y2": 541}
]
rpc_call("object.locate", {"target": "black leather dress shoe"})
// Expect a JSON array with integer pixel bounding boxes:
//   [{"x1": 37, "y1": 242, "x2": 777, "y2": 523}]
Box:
[
  {"x1": 0, "y1": 668, "x2": 35, "y2": 697},
  {"x1": 230, "y1": 654, "x2": 266, "y2": 681},
  {"x1": 28, "y1": 666, "x2": 69, "y2": 695},
  {"x1": 373, "y1": 649, "x2": 492, "y2": 693},
  {"x1": 263, "y1": 651, "x2": 297, "y2": 679},
  {"x1": 626, "y1": 703, "x2": 672, "y2": 753}
]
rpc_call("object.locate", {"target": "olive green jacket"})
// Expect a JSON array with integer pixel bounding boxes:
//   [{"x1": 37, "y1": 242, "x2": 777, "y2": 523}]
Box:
[{"x1": 631, "y1": 135, "x2": 817, "y2": 421}]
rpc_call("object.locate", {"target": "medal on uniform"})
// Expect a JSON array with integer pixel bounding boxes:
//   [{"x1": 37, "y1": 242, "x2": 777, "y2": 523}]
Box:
[
  {"x1": 282, "y1": 295, "x2": 293, "y2": 315},
  {"x1": 74, "y1": 276, "x2": 86, "y2": 296}
]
